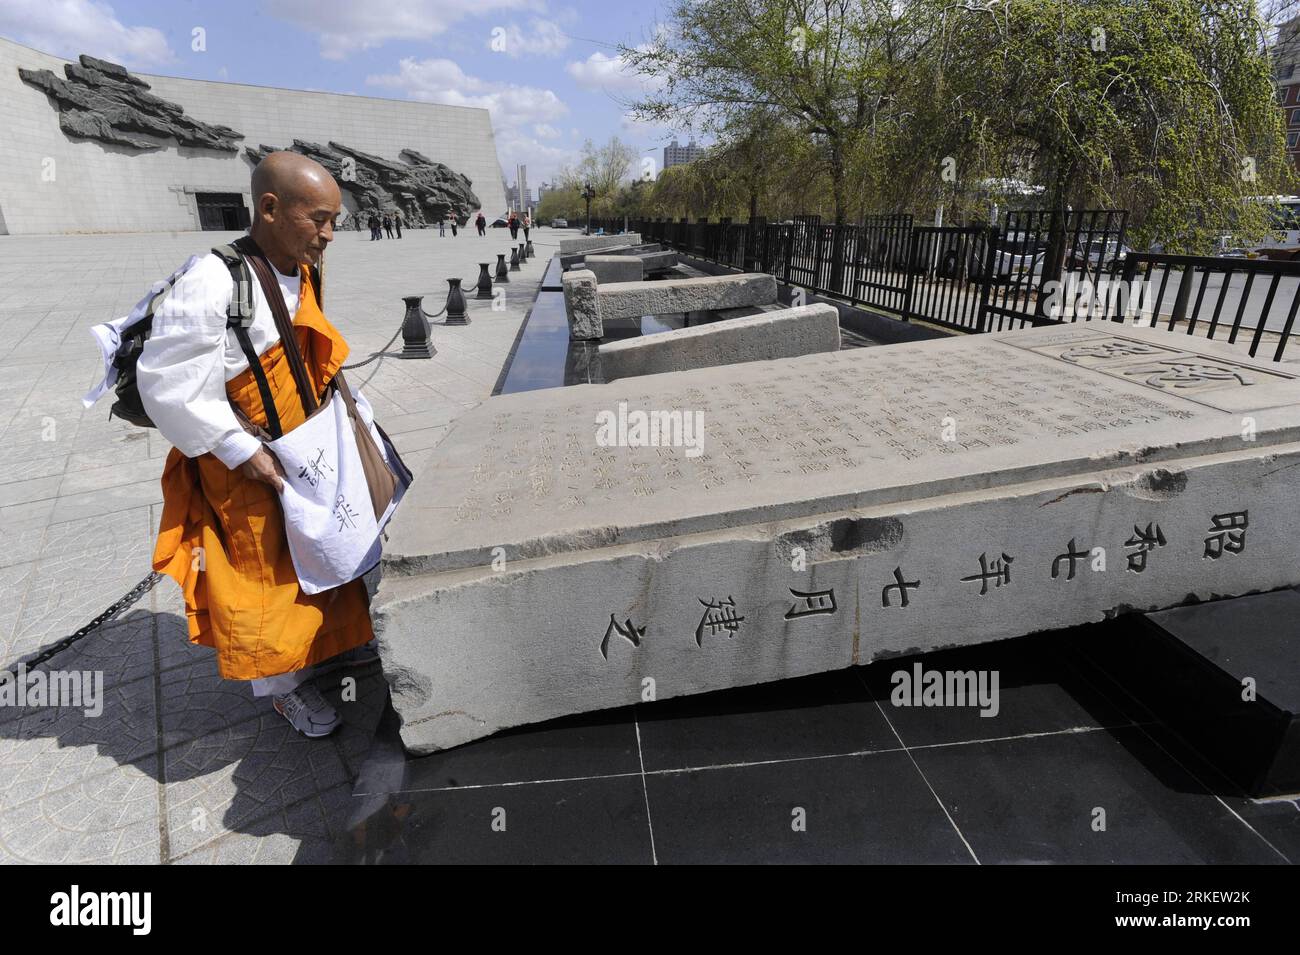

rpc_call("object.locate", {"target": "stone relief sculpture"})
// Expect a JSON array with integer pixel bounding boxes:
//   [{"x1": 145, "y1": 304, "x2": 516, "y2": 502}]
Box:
[
  {"x1": 17, "y1": 52, "x2": 483, "y2": 225},
  {"x1": 18, "y1": 54, "x2": 243, "y2": 152},
  {"x1": 243, "y1": 140, "x2": 482, "y2": 227}
]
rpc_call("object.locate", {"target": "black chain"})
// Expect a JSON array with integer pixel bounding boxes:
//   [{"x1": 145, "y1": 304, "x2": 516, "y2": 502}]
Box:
[
  {"x1": 341, "y1": 304, "x2": 448, "y2": 370},
  {"x1": 3, "y1": 570, "x2": 162, "y2": 679}
]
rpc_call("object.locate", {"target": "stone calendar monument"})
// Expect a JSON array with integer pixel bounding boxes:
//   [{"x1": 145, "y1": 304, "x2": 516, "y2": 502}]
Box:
[{"x1": 374, "y1": 324, "x2": 1300, "y2": 753}]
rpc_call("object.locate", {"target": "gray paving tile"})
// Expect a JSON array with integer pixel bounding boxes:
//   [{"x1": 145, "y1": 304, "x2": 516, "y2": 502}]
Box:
[{"x1": 0, "y1": 228, "x2": 543, "y2": 864}]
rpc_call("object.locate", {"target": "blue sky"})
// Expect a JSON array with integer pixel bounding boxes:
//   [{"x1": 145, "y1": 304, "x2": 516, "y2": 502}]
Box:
[{"x1": 0, "y1": 0, "x2": 698, "y2": 187}]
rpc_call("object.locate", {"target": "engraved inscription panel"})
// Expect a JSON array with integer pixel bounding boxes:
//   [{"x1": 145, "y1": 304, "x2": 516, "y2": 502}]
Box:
[{"x1": 446, "y1": 343, "x2": 1208, "y2": 529}]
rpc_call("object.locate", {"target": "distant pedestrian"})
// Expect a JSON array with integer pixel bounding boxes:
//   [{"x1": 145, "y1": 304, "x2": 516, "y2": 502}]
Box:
[
  {"x1": 476, "y1": 212, "x2": 486, "y2": 236},
  {"x1": 508, "y1": 212, "x2": 519, "y2": 241},
  {"x1": 394, "y1": 211, "x2": 403, "y2": 238},
  {"x1": 383, "y1": 214, "x2": 394, "y2": 239},
  {"x1": 368, "y1": 213, "x2": 380, "y2": 241},
  {"x1": 450, "y1": 216, "x2": 458, "y2": 237},
  {"x1": 522, "y1": 213, "x2": 531, "y2": 242},
  {"x1": 439, "y1": 218, "x2": 446, "y2": 237}
]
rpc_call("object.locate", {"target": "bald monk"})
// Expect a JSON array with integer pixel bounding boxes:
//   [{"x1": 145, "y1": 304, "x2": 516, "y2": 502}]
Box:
[{"x1": 137, "y1": 152, "x2": 378, "y2": 737}]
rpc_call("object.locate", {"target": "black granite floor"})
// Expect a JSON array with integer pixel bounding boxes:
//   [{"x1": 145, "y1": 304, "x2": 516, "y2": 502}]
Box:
[
  {"x1": 346, "y1": 258, "x2": 1299, "y2": 864},
  {"x1": 340, "y1": 618, "x2": 1299, "y2": 864}
]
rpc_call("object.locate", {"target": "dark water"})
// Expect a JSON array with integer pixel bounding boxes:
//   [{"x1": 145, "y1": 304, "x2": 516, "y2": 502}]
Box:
[{"x1": 493, "y1": 286, "x2": 724, "y2": 393}]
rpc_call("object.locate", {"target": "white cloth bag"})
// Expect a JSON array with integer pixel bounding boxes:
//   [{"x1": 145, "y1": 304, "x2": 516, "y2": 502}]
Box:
[{"x1": 270, "y1": 388, "x2": 401, "y2": 595}]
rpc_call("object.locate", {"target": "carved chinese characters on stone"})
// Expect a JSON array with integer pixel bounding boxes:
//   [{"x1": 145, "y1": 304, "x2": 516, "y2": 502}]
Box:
[
  {"x1": 1124, "y1": 523, "x2": 1167, "y2": 573},
  {"x1": 1205, "y1": 511, "x2": 1249, "y2": 559},
  {"x1": 599, "y1": 614, "x2": 645, "y2": 660},
  {"x1": 695, "y1": 597, "x2": 745, "y2": 646},
  {"x1": 962, "y1": 553, "x2": 1013, "y2": 595},
  {"x1": 444, "y1": 343, "x2": 1208, "y2": 531},
  {"x1": 785, "y1": 588, "x2": 837, "y2": 619}
]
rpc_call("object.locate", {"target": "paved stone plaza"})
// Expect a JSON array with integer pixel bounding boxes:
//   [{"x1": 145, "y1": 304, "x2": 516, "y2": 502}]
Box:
[
  {"x1": 0, "y1": 227, "x2": 1297, "y2": 865},
  {"x1": 0, "y1": 225, "x2": 555, "y2": 862}
]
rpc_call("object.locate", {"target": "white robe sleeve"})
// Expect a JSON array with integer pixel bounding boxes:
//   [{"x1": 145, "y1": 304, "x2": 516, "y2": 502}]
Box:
[{"x1": 136, "y1": 255, "x2": 263, "y2": 469}]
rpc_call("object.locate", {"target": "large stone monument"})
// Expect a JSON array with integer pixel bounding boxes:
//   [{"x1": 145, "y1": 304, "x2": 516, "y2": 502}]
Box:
[
  {"x1": 597, "y1": 303, "x2": 842, "y2": 380},
  {"x1": 561, "y1": 271, "x2": 779, "y2": 341},
  {"x1": 375, "y1": 324, "x2": 1300, "y2": 753}
]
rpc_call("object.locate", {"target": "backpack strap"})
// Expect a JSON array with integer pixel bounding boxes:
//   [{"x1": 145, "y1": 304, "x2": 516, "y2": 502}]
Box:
[
  {"x1": 243, "y1": 251, "x2": 319, "y2": 421},
  {"x1": 211, "y1": 241, "x2": 283, "y2": 440}
]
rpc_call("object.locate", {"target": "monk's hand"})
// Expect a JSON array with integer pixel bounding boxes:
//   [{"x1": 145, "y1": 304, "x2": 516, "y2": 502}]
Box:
[{"x1": 240, "y1": 446, "x2": 286, "y2": 492}]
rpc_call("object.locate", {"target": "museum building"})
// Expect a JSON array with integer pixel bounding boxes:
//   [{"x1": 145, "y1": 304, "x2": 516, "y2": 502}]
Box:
[{"x1": 0, "y1": 35, "x2": 508, "y2": 235}]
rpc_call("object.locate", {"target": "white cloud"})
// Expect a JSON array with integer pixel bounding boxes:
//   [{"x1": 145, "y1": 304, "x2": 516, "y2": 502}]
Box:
[
  {"x1": 495, "y1": 127, "x2": 580, "y2": 185},
  {"x1": 486, "y1": 18, "x2": 569, "y2": 58},
  {"x1": 564, "y1": 50, "x2": 648, "y2": 93},
  {"x1": 367, "y1": 57, "x2": 573, "y2": 187},
  {"x1": 264, "y1": 0, "x2": 539, "y2": 60},
  {"x1": 620, "y1": 111, "x2": 681, "y2": 143},
  {"x1": 367, "y1": 57, "x2": 567, "y2": 127},
  {"x1": 0, "y1": 0, "x2": 174, "y2": 68}
]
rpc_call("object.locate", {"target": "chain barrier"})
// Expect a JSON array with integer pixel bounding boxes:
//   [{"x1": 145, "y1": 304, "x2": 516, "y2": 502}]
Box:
[
  {"x1": 341, "y1": 303, "x2": 448, "y2": 370},
  {"x1": 2, "y1": 570, "x2": 162, "y2": 680}
]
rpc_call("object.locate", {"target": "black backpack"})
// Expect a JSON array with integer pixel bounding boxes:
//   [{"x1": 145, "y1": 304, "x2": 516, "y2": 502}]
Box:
[{"x1": 108, "y1": 239, "x2": 320, "y2": 428}]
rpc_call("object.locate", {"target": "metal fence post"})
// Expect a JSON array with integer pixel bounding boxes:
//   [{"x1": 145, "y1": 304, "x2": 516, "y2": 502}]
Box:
[
  {"x1": 902, "y1": 230, "x2": 919, "y2": 322},
  {"x1": 975, "y1": 226, "x2": 999, "y2": 334}
]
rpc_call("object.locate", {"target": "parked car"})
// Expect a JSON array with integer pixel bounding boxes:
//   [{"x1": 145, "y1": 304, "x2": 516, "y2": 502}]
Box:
[
  {"x1": 1066, "y1": 238, "x2": 1132, "y2": 272},
  {"x1": 965, "y1": 231, "x2": 1047, "y2": 282},
  {"x1": 551, "y1": 218, "x2": 568, "y2": 228}
]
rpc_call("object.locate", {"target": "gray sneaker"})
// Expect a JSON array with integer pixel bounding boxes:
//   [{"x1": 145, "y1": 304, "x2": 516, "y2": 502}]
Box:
[{"x1": 273, "y1": 683, "x2": 341, "y2": 738}]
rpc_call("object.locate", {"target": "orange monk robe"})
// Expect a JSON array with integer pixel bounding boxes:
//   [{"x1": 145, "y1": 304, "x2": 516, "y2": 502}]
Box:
[{"x1": 151, "y1": 266, "x2": 374, "y2": 680}]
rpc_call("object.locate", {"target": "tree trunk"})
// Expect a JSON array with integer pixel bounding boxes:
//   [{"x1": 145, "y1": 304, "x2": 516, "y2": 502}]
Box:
[
  {"x1": 1038, "y1": 161, "x2": 1073, "y2": 323},
  {"x1": 829, "y1": 138, "x2": 847, "y2": 226}
]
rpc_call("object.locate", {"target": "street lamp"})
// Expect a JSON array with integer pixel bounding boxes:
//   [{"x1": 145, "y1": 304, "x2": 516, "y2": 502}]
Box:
[{"x1": 581, "y1": 182, "x2": 596, "y2": 235}]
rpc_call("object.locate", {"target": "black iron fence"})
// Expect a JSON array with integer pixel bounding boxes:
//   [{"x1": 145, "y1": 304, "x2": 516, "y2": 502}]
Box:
[
  {"x1": 601, "y1": 211, "x2": 1130, "y2": 333},
  {"x1": 585, "y1": 211, "x2": 1300, "y2": 360},
  {"x1": 1112, "y1": 253, "x2": 1300, "y2": 362}
]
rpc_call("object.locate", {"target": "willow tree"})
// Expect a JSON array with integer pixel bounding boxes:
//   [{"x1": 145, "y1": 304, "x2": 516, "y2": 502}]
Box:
[
  {"x1": 622, "y1": 0, "x2": 939, "y2": 223},
  {"x1": 943, "y1": 0, "x2": 1293, "y2": 251}
]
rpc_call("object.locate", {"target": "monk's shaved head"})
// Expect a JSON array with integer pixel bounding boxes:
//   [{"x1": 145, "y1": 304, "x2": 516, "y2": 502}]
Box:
[
  {"x1": 251, "y1": 151, "x2": 335, "y2": 208},
  {"x1": 248, "y1": 151, "x2": 341, "y2": 272}
]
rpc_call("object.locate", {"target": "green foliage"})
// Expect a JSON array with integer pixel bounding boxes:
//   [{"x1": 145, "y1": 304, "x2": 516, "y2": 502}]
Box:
[{"x1": 623, "y1": 0, "x2": 1295, "y2": 249}]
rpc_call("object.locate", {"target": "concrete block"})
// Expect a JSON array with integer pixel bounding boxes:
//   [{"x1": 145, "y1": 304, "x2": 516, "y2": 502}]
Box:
[
  {"x1": 559, "y1": 243, "x2": 663, "y2": 271},
  {"x1": 561, "y1": 268, "x2": 601, "y2": 340},
  {"x1": 558, "y1": 233, "x2": 643, "y2": 255},
  {"x1": 639, "y1": 250, "x2": 679, "y2": 274},
  {"x1": 597, "y1": 273, "x2": 778, "y2": 321},
  {"x1": 375, "y1": 324, "x2": 1300, "y2": 752},
  {"x1": 597, "y1": 303, "x2": 841, "y2": 380},
  {"x1": 585, "y1": 255, "x2": 644, "y2": 285}
]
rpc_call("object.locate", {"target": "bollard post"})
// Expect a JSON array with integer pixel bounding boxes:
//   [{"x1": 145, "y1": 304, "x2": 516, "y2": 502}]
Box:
[
  {"x1": 445, "y1": 277, "x2": 469, "y2": 325},
  {"x1": 496, "y1": 253, "x2": 510, "y2": 283},
  {"x1": 509, "y1": 246, "x2": 521, "y2": 271},
  {"x1": 475, "y1": 263, "x2": 493, "y2": 299},
  {"x1": 518, "y1": 242, "x2": 528, "y2": 264},
  {"x1": 401, "y1": 295, "x2": 436, "y2": 358}
]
